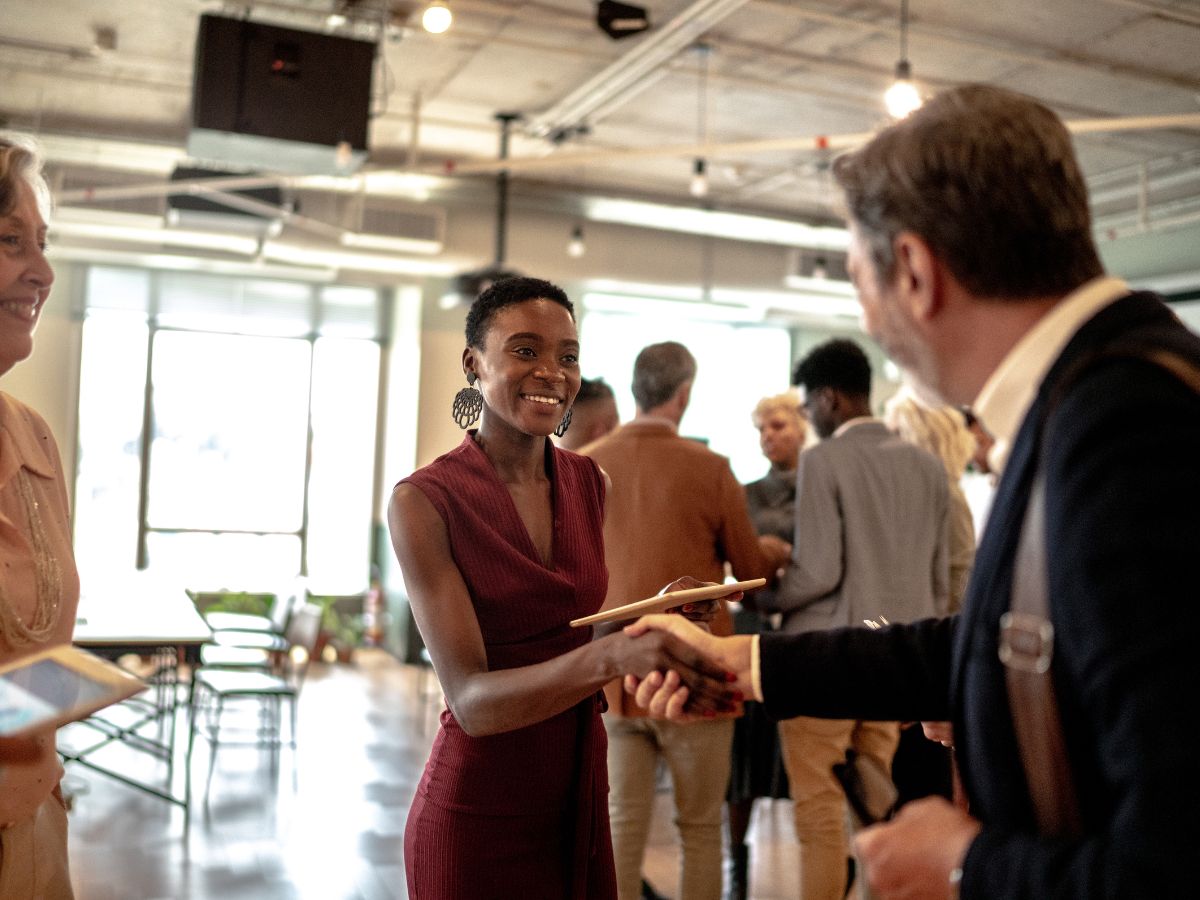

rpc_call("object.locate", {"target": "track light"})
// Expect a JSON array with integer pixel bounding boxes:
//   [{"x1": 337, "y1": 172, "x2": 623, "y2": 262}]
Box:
[
  {"x1": 567, "y1": 224, "x2": 587, "y2": 258},
  {"x1": 884, "y1": 0, "x2": 922, "y2": 119},
  {"x1": 422, "y1": 1, "x2": 453, "y2": 34},
  {"x1": 689, "y1": 159, "x2": 709, "y2": 198}
]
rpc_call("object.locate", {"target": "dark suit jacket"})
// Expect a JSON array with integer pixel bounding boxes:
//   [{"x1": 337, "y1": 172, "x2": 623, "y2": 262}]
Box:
[{"x1": 759, "y1": 292, "x2": 1200, "y2": 898}]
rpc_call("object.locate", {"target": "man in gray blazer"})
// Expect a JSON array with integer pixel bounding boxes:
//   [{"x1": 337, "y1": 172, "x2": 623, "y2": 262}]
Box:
[{"x1": 762, "y1": 338, "x2": 949, "y2": 900}]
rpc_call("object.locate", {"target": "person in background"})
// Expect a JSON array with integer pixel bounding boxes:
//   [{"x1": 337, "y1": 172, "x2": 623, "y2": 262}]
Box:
[
  {"x1": 0, "y1": 136, "x2": 79, "y2": 898},
  {"x1": 883, "y1": 389, "x2": 976, "y2": 611},
  {"x1": 581, "y1": 341, "x2": 789, "y2": 900},
  {"x1": 556, "y1": 376, "x2": 620, "y2": 452},
  {"x1": 625, "y1": 84, "x2": 1200, "y2": 900},
  {"x1": 388, "y1": 278, "x2": 735, "y2": 899},
  {"x1": 724, "y1": 392, "x2": 804, "y2": 900},
  {"x1": 764, "y1": 338, "x2": 949, "y2": 900},
  {"x1": 958, "y1": 407, "x2": 997, "y2": 539},
  {"x1": 882, "y1": 389, "x2": 977, "y2": 810}
]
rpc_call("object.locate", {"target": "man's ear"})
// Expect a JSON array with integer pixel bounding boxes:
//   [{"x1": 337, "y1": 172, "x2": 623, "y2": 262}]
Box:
[{"x1": 893, "y1": 232, "x2": 943, "y2": 323}]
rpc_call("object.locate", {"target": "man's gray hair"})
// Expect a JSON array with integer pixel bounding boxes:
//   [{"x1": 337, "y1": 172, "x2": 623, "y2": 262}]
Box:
[{"x1": 632, "y1": 341, "x2": 697, "y2": 411}]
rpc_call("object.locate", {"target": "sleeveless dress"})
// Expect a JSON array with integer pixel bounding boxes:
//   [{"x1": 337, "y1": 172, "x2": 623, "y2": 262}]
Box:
[{"x1": 399, "y1": 432, "x2": 616, "y2": 899}]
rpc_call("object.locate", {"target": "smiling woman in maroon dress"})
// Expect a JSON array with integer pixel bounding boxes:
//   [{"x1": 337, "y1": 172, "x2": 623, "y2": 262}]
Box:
[{"x1": 388, "y1": 277, "x2": 733, "y2": 899}]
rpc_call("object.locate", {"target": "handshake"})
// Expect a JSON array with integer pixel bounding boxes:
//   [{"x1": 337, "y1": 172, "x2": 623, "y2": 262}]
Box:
[{"x1": 613, "y1": 576, "x2": 758, "y2": 720}]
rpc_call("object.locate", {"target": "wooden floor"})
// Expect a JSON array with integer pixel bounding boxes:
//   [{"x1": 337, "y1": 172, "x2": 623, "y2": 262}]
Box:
[{"x1": 63, "y1": 649, "x2": 803, "y2": 900}]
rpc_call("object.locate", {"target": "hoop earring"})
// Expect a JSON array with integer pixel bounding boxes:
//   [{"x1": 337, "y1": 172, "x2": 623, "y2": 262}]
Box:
[
  {"x1": 452, "y1": 373, "x2": 483, "y2": 428},
  {"x1": 554, "y1": 407, "x2": 573, "y2": 438}
]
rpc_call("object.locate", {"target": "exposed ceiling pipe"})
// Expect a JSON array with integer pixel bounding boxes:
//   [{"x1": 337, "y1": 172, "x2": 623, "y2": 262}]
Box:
[
  {"x1": 524, "y1": 0, "x2": 751, "y2": 141},
  {"x1": 53, "y1": 113, "x2": 1200, "y2": 205}
]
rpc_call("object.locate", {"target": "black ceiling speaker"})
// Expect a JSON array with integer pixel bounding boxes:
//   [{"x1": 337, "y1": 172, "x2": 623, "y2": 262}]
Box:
[
  {"x1": 597, "y1": 0, "x2": 650, "y2": 40},
  {"x1": 189, "y1": 13, "x2": 375, "y2": 174}
]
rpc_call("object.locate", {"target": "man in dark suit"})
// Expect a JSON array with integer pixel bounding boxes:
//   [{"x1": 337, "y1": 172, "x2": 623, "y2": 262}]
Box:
[{"x1": 621, "y1": 84, "x2": 1200, "y2": 898}]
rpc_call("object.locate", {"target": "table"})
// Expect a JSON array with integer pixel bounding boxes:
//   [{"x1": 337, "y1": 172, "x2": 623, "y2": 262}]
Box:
[{"x1": 66, "y1": 576, "x2": 212, "y2": 816}]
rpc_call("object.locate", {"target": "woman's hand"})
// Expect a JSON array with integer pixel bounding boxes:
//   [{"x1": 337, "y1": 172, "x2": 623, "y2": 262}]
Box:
[
  {"x1": 657, "y1": 575, "x2": 743, "y2": 628},
  {"x1": 606, "y1": 625, "x2": 739, "y2": 717},
  {"x1": 621, "y1": 614, "x2": 755, "y2": 720}
]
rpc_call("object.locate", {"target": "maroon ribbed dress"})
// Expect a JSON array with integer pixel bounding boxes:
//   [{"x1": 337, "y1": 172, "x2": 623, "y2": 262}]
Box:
[{"x1": 399, "y1": 432, "x2": 616, "y2": 899}]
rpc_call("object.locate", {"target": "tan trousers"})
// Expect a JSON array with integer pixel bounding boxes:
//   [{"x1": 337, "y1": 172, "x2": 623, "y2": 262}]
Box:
[
  {"x1": 778, "y1": 717, "x2": 900, "y2": 900},
  {"x1": 0, "y1": 788, "x2": 74, "y2": 899}
]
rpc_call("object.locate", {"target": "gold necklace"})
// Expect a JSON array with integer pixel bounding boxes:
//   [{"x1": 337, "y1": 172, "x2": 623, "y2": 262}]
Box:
[{"x1": 0, "y1": 469, "x2": 63, "y2": 647}]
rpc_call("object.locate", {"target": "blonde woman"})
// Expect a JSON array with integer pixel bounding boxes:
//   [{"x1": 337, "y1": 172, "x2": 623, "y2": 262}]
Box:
[{"x1": 883, "y1": 389, "x2": 977, "y2": 612}]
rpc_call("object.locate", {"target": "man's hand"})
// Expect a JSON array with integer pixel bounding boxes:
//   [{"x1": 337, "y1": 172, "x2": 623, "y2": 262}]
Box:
[
  {"x1": 758, "y1": 534, "x2": 792, "y2": 572},
  {"x1": 622, "y1": 614, "x2": 754, "y2": 719},
  {"x1": 853, "y1": 796, "x2": 981, "y2": 899}
]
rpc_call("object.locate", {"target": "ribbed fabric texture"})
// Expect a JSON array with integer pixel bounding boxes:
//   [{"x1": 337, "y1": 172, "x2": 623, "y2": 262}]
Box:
[{"x1": 399, "y1": 432, "x2": 616, "y2": 898}]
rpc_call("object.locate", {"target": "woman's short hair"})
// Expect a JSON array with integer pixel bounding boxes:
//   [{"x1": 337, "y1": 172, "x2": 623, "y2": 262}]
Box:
[
  {"x1": 464, "y1": 277, "x2": 573, "y2": 348},
  {"x1": 832, "y1": 84, "x2": 1103, "y2": 300},
  {"x1": 751, "y1": 392, "x2": 805, "y2": 429},
  {"x1": 0, "y1": 136, "x2": 51, "y2": 221}
]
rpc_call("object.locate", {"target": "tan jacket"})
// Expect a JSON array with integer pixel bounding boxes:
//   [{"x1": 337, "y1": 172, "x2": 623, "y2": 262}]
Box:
[{"x1": 581, "y1": 420, "x2": 774, "y2": 716}]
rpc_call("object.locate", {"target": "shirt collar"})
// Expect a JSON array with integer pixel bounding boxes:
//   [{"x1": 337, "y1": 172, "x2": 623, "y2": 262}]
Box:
[
  {"x1": 832, "y1": 416, "x2": 878, "y2": 438},
  {"x1": 973, "y1": 276, "x2": 1129, "y2": 475}
]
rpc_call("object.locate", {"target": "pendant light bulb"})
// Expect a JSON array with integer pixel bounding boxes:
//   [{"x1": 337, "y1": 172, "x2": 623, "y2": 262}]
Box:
[
  {"x1": 567, "y1": 224, "x2": 586, "y2": 258},
  {"x1": 885, "y1": 60, "x2": 922, "y2": 118},
  {"x1": 689, "y1": 158, "x2": 709, "y2": 198},
  {"x1": 422, "y1": 1, "x2": 453, "y2": 34}
]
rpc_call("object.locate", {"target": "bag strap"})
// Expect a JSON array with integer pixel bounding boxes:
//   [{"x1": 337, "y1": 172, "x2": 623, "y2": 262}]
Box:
[{"x1": 1003, "y1": 345, "x2": 1200, "y2": 839}]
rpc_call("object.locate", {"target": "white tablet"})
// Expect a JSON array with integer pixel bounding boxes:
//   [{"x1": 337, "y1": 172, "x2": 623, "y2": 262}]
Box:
[
  {"x1": 569, "y1": 578, "x2": 766, "y2": 628},
  {"x1": 0, "y1": 644, "x2": 147, "y2": 739}
]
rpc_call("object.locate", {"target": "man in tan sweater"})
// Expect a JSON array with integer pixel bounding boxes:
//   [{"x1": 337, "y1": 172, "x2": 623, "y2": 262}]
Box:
[{"x1": 582, "y1": 341, "x2": 786, "y2": 900}]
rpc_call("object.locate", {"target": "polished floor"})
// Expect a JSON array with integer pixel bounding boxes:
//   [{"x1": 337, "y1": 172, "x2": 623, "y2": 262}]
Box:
[{"x1": 63, "y1": 649, "x2": 805, "y2": 899}]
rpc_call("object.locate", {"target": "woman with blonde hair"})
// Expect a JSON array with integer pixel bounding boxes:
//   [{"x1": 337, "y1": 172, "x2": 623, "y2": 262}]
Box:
[
  {"x1": 724, "y1": 391, "x2": 805, "y2": 900},
  {"x1": 0, "y1": 135, "x2": 78, "y2": 897},
  {"x1": 883, "y1": 389, "x2": 977, "y2": 611}
]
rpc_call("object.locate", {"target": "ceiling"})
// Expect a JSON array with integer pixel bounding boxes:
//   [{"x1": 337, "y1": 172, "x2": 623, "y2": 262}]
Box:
[{"x1": 3, "y1": 0, "x2": 1200, "y2": 280}]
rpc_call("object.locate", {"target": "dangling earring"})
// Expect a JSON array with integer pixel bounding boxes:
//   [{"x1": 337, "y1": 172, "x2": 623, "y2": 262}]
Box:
[
  {"x1": 452, "y1": 373, "x2": 483, "y2": 428},
  {"x1": 554, "y1": 406, "x2": 573, "y2": 438}
]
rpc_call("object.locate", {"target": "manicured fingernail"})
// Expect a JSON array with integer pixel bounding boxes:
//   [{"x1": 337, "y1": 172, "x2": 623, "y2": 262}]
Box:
[
  {"x1": 682, "y1": 604, "x2": 694, "y2": 612},
  {"x1": 732, "y1": 691, "x2": 744, "y2": 703},
  {"x1": 725, "y1": 671, "x2": 738, "y2": 682},
  {"x1": 703, "y1": 709, "x2": 716, "y2": 718}
]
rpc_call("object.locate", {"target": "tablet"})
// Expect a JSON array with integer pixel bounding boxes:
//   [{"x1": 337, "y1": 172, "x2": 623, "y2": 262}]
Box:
[
  {"x1": 569, "y1": 578, "x2": 766, "y2": 628},
  {"x1": 0, "y1": 644, "x2": 146, "y2": 739}
]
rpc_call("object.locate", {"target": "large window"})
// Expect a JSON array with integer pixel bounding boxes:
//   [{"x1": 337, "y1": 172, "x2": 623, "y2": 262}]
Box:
[
  {"x1": 580, "y1": 300, "x2": 793, "y2": 483},
  {"x1": 74, "y1": 267, "x2": 382, "y2": 593}
]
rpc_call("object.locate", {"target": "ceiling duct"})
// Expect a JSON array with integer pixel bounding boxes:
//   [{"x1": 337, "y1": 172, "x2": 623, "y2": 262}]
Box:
[{"x1": 166, "y1": 165, "x2": 289, "y2": 236}]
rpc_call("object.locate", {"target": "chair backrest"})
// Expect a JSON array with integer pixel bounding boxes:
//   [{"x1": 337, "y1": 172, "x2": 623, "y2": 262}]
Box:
[
  {"x1": 270, "y1": 576, "x2": 309, "y2": 631},
  {"x1": 284, "y1": 602, "x2": 325, "y2": 687}
]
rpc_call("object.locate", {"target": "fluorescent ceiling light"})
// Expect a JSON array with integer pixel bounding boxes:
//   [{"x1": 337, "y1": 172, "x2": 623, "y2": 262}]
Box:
[
  {"x1": 47, "y1": 244, "x2": 338, "y2": 282},
  {"x1": 584, "y1": 197, "x2": 850, "y2": 249},
  {"x1": 781, "y1": 274, "x2": 858, "y2": 297},
  {"x1": 581, "y1": 278, "x2": 705, "y2": 302},
  {"x1": 583, "y1": 292, "x2": 764, "y2": 323},
  {"x1": 51, "y1": 207, "x2": 259, "y2": 254},
  {"x1": 262, "y1": 241, "x2": 459, "y2": 276},
  {"x1": 716, "y1": 288, "x2": 861, "y2": 319},
  {"x1": 339, "y1": 231, "x2": 443, "y2": 255}
]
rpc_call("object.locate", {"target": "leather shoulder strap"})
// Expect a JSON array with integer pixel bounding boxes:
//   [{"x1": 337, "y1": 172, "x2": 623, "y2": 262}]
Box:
[{"x1": 1003, "y1": 346, "x2": 1200, "y2": 838}]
